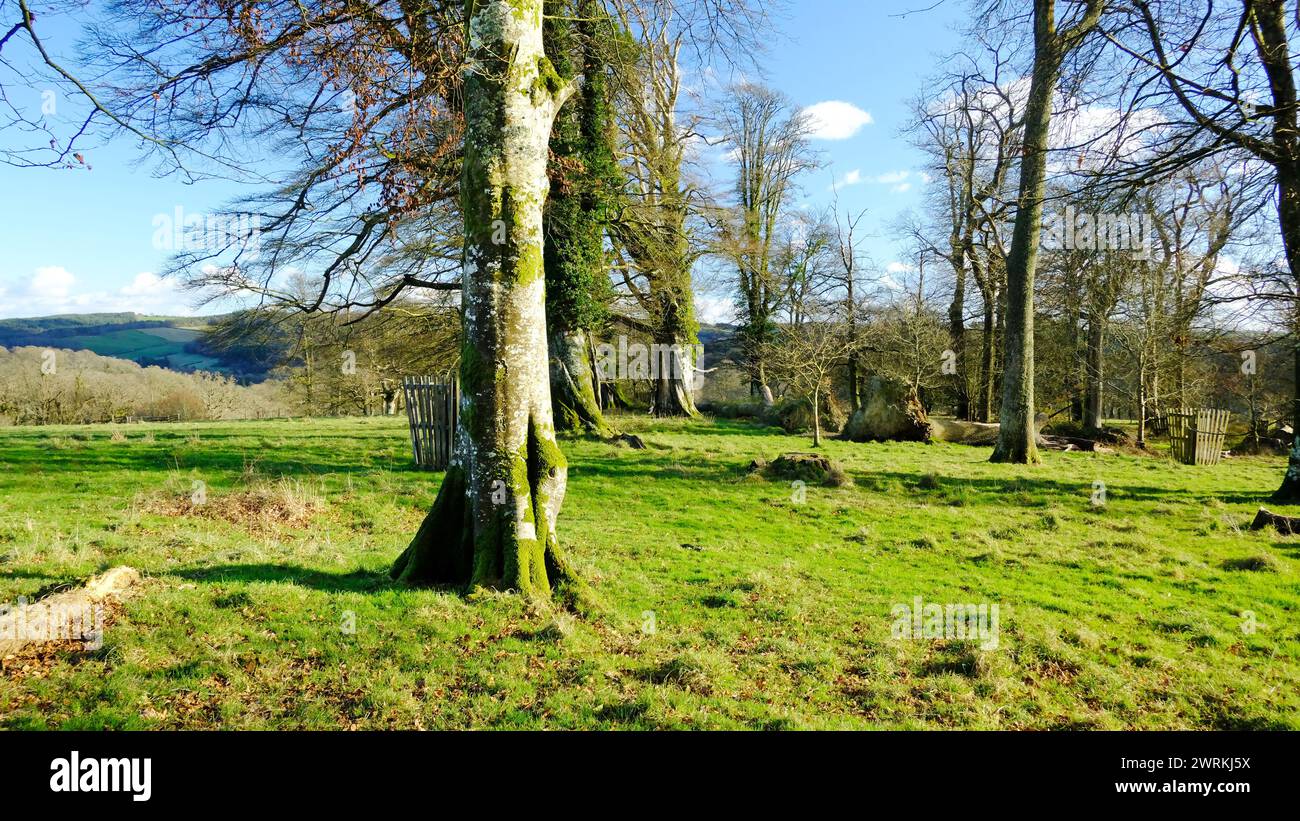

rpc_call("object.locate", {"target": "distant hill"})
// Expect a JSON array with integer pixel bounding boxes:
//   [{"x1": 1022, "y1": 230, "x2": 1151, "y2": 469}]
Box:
[
  {"x1": 0, "y1": 312, "x2": 268, "y2": 379},
  {"x1": 697, "y1": 323, "x2": 741, "y2": 370},
  {"x1": 0, "y1": 313, "x2": 740, "y2": 383}
]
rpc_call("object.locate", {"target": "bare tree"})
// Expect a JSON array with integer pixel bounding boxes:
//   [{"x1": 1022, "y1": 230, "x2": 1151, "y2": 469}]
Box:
[
  {"x1": 713, "y1": 82, "x2": 818, "y2": 405},
  {"x1": 1103, "y1": 0, "x2": 1300, "y2": 498},
  {"x1": 765, "y1": 321, "x2": 855, "y2": 447},
  {"x1": 828, "y1": 200, "x2": 871, "y2": 410},
  {"x1": 986, "y1": 0, "x2": 1107, "y2": 464},
  {"x1": 905, "y1": 30, "x2": 1022, "y2": 422}
]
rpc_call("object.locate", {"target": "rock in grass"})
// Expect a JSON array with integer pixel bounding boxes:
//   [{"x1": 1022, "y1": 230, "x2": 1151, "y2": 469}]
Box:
[
  {"x1": 1221, "y1": 553, "x2": 1281, "y2": 573},
  {"x1": 614, "y1": 433, "x2": 646, "y2": 449}
]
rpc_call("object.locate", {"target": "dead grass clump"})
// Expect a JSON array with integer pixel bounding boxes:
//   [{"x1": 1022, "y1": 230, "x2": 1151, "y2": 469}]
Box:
[{"x1": 145, "y1": 478, "x2": 325, "y2": 529}]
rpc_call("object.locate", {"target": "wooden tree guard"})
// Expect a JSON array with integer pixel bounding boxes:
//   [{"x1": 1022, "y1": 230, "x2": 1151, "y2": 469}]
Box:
[
  {"x1": 1147, "y1": 410, "x2": 1169, "y2": 437},
  {"x1": 402, "y1": 376, "x2": 459, "y2": 470},
  {"x1": 1167, "y1": 407, "x2": 1229, "y2": 466}
]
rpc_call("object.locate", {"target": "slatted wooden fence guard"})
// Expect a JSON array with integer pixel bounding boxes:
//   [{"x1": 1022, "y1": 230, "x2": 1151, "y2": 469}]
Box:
[
  {"x1": 1147, "y1": 411, "x2": 1169, "y2": 437},
  {"x1": 1167, "y1": 408, "x2": 1230, "y2": 466},
  {"x1": 402, "y1": 376, "x2": 458, "y2": 470}
]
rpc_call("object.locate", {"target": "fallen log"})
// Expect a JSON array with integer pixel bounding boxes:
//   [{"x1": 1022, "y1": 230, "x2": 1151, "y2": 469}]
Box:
[
  {"x1": 1250, "y1": 507, "x2": 1300, "y2": 535},
  {"x1": 930, "y1": 419, "x2": 1000, "y2": 446},
  {"x1": 0, "y1": 566, "x2": 140, "y2": 657},
  {"x1": 1040, "y1": 434, "x2": 1113, "y2": 453}
]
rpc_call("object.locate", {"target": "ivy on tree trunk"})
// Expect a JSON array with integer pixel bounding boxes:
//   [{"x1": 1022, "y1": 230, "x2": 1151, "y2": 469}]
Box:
[{"x1": 542, "y1": 0, "x2": 618, "y2": 437}]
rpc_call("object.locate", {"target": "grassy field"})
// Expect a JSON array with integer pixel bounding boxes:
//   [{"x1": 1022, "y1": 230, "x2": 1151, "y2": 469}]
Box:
[{"x1": 0, "y1": 414, "x2": 1297, "y2": 729}]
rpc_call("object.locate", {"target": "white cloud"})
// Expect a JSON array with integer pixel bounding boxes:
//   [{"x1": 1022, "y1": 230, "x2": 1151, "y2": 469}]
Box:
[
  {"x1": 880, "y1": 261, "x2": 914, "y2": 292},
  {"x1": 29, "y1": 266, "x2": 75, "y2": 301},
  {"x1": 120, "y1": 271, "x2": 170, "y2": 297},
  {"x1": 829, "y1": 168, "x2": 864, "y2": 191},
  {"x1": 0, "y1": 267, "x2": 195, "y2": 318},
  {"x1": 802, "y1": 101, "x2": 874, "y2": 140},
  {"x1": 832, "y1": 169, "x2": 917, "y2": 193},
  {"x1": 695, "y1": 295, "x2": 734, "y2": 325}
]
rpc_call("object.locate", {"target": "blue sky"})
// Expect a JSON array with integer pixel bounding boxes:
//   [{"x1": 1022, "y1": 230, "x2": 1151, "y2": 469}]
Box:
[{"x1": 0, "y1": 0, "x2": 966, "y2": 321}]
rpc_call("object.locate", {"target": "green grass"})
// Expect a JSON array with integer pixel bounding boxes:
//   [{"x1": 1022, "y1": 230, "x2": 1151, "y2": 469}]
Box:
[
  {"x1": 54, "y1": 328, "x2": 193, "y2": 359},
  {"x1": 1, "y1": 414, "x2": 1297, "y2": 729}
]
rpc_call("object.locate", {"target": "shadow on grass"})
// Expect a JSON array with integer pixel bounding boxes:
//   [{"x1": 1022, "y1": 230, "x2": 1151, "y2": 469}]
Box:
[
  {"x1": 0, "y1": 444, "x2": 431, "y2": 479},
  {"x1": 859, "y1": 470, "x2": 1274, "y2": 507},
  {"x1": 166, "y1": 564, "x2": 408, "y2": 594}
]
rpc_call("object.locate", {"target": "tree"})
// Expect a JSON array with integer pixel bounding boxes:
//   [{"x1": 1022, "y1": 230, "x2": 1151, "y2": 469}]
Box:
[
  {"x1": 607, "y1": 0, "x2": 705, "y2": 417},
  {"x1": 870, "y1": 253, "x2": 950, "y2": 400},
  {"x1": 765, "y1": 321, "x2": 855, "y2": 447},
  {"x1": 829, "y1": 201, "x2": 870, "y2": 411},
  {"x1": 543, "y1": 0, "x2": 619, "y2": 437},
  {"x1": 988, "y1": 0, "x2": 1106, "y2": 464},
  {"x1": 98, "y1": 0, "x2": 766, "y2": 598},
  {"x1": 775, "y1": 212, "x2": 836, "y2": 328},
  {"x1": 906, "y1": 32, "x2": 1021, "y2": 422},
  {"x1": 390, "y1": 0, "x2": 581, "y2": 595},
  {"x1": 715, "y1": 82, "x2": 817, "y2": 405},
  {"x1": 1, "y1": 0, "x2": 163, "y2": 169},
  {"x1": 1104, "y1": 0, "x2": 1300, "y2": 498}
]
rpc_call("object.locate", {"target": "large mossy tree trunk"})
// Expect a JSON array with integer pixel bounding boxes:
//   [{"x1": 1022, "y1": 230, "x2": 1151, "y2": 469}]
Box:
[
  {"x1": 392, "y1": 0, "x2": 577, "y2": 596},
  {"x1": 644, "y1": 162, "x2": 702, "y2": 419},
  {"x1": 549, "y1": 328, "x2": 610, "y2": 435},
  {"x1": 1271, "y1": 171, "x2": 1300, "y2": 502},
  {"x1": 990, "y1": 0, "x2": 1103, "y2": 464},
  {"x1": 543, "y1": 0, "x2": 616, "y2": 437},
  {"x1": 651, "y1": 287, "x2": 701, "y2": 417}
]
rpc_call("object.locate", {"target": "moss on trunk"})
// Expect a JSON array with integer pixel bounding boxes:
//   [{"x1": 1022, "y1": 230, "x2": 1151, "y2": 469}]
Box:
[
  {"x1": 393, "y1": 0, "x2": 580, "y2": 599},
  {"x1": 551, "y1": 328, "x2": 613, "y2": 435},
  {"x1": 541, "y1": 0, "x2": 618, "y2": 437}
]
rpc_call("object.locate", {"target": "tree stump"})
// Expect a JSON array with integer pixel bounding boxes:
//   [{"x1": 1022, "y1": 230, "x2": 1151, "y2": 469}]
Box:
[
  {"x1": 758, "y1": 453, "x2": 850, "y2": 486},
  {"x1": 840, "y1": 375, "x2": 930, "y2": 443},
  {"x1": 1250, "y1": 507, "x2": 1300, "y2": 535}
]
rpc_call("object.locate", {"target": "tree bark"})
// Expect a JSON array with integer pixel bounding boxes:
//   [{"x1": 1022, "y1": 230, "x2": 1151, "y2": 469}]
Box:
[
  {"x1": 652, "y1": 356, "x2": 700, "y2": 416},
  {"x1": 811, "y1": 385, "x2": 822, "y2": 447},
  {"x1": 1065, "y1": 262, "x2": 1085, "y2": 423},
  {"x1": 543, "y1": 0, "x2": 615, "y2": 437},
  {"x1": 991, "y1": 5, "x2": 1059, "y2": 464},
  {"x1": 392, "y1": 0, "x2": 578, "y2": 597},
  {"x1": 1135, "y1": 347, "x2": 1148, "y2": 448},
  {"x1": 550, "y1": 328, "x2": 611, "y2": 435},
  {"x1": 1274, "y1": 172, "x2": 1300, "y2": 501},
  {"x1": 649, "y1": 280, "x2": 701, "y2": 417},
  {"x1": 949, "y1": 245, "x2": 969, "y2": 420},
  {"x1": 1083, "y1": 311, "x2": 1105, "y2": 431},
  {"x1": 977, "y1": 292, "x2": 996, "y2": 423}
]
